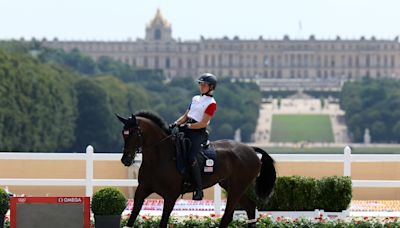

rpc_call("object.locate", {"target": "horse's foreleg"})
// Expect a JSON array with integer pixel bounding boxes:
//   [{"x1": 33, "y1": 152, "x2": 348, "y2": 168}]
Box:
[
  {"x1": 125, "y1": 185, "x2": 151, "y2": 227},
  {"x1": 159, "y1": 196, "x2": 179, "y2": 228}
]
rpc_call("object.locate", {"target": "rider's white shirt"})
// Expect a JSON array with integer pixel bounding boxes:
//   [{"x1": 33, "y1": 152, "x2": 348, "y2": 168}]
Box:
[{"x1": 187, "y1": 95, "x2": 216, "y2": 124}]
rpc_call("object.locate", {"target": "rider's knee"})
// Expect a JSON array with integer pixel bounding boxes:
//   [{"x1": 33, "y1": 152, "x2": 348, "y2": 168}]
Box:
[{"x1": 190, "y1": 160, "x2": 197, "y2": 167}]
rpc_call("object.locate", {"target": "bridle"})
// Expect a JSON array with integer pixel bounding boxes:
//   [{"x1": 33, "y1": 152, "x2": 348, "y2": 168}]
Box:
[
  {"x1": 122, "y1": 120, "x2": 144, "y2": 160},
  {"x1": 122, "y1": 119, "x2": 174, "y2": 159}
]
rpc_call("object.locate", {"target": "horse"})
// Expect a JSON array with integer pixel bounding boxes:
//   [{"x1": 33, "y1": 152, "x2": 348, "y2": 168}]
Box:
[{"x1": 117, "y1": 111, "x2": 276, "y2": 228}]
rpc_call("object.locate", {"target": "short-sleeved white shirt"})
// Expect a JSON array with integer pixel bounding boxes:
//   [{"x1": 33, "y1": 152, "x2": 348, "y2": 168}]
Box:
[{"x1": 187, "y1": 95, "x2": 217, "y2": 124}]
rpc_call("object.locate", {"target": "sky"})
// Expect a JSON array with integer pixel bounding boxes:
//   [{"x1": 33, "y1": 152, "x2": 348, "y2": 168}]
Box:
[{"x1": 1, "y1": 0, "x2": 399, "y2": 41}]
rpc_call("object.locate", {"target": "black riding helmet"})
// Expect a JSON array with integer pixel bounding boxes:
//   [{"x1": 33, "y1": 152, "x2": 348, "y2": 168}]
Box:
[{"x1": 197, "y1": 73, "x2": 217, "y2": 90}]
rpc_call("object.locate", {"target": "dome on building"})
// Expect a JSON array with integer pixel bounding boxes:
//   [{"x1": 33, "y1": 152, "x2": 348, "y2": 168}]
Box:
[{"x1": 148, "y1": 8, "x2": 170, "y2": 28}]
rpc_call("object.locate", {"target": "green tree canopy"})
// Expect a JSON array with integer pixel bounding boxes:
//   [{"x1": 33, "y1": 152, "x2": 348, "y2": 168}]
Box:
[
  {"x1": 340, "y1": 78, "x2": 400, "y2": 143},
  {"x1": 0, "y1": 49, "x2": 78, "y2": 151}
]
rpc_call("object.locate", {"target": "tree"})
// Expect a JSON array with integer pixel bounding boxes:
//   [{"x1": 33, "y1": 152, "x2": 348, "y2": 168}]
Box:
[
  {"x1": 0, "y1": 49, "x2": 78, "y2": 151},
  {"x1": 72, "y1": 79, "x2": 116, "y2": 152},
  {"x1": 370, "y1": 121, "x2": 387, "y2": 142},
  {"x1": 340, "y1": 78, "x2": 400, "y2": 142}
]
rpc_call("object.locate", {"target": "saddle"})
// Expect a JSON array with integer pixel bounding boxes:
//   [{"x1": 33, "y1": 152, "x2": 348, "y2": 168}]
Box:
[{"x1": 172, "y1": 131, "x2": 217, "y2": 194}]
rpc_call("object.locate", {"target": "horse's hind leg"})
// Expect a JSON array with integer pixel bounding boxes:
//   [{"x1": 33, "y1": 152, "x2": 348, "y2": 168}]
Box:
[
  {"x1": 219, "y1": 180, "x2": 249, "y2": 228},
  {"x1": 238, "y1": 195, "x2": 257, "y2": 228},
  {"x1": 126, "y1": 185, "x2": 152, "y2": 227}
]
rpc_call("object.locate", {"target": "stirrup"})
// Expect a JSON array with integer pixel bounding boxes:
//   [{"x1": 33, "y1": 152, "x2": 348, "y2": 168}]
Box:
[{"x1": 192, "y1": 190, "x2": 203, "y2": 200}]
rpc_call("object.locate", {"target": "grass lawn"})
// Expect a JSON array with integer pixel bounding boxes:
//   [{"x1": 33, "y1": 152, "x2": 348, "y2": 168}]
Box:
[{"x1": 270, "y1": 114, "x2": 334, "y2": 143}]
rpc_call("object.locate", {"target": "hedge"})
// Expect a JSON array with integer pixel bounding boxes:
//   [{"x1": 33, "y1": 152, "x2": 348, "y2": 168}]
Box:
[{"x1": 245, "y1": 176, "x2": 352, "y2": 212}]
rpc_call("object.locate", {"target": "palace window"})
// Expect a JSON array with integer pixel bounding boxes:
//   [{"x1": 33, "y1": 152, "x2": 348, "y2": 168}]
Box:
[
  {"x1": 317, "y1": 56, "x2": 321, "y2": 67},
  {"x1": 297, "y1": 54, "x2": 301, "y2": 67},
  {"x1": 366, "y1": 55, "x2": 371, "y2": 67},
  {"x1": 304, "y1": 70, "x2": 308, "y2": 78},
  {"x1": 277, "y1": 70, "x2": 282, "y2": 78},
  {"x1": 154, "y1": 29, "x2": 161, "y2": 40},
  {"x1": 229, "y1": 54, "x2": 234, "y2": 67},
  {"x1": 155, "y1": 57, "x2": 159, "y2": 68},
  {"x1": 324, "y1": 56, "x2": 328, "y2": 67},
  {"x1": 391, "y1": 55, "x2": 396, "y2": 68},
  {"x1": 178, "y1": 58, "x2": 182, "y2": 68}
]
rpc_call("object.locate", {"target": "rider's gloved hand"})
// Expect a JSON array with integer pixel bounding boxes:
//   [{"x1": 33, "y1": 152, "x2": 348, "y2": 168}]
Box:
[
  {"x1": 168, "y1": 122, "x2": 177, "y2": 130},
  {"x1": 169, "y1": 122, "x2": 179, "y2": 134},
  {"x1": 179, "y1": 123, "x2": 190, "y2": 131}
]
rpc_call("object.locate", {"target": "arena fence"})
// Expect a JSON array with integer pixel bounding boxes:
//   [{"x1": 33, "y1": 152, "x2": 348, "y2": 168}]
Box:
[{"x1": 1, "y1": 145, "x2": 400, "y2": 215}]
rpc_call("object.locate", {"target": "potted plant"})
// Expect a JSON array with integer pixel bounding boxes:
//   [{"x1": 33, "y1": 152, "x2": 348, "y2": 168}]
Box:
[
  {"x1": 0, "y1": 188, "x2": 10, "y2": 228},
  {"x1": 91, "y1": 187, "x2": 127, "y2": 228}
]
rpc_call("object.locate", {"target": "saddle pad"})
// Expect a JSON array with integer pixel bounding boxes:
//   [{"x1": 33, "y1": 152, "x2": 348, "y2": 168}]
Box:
[{"x1": 198, "y1": 144, "x2": 217, "y2": 174}]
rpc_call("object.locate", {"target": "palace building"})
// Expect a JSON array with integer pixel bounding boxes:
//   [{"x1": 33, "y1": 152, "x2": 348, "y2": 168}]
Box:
[{"x1": 43, "y1": 9, "x2": 400, "y2": 90}]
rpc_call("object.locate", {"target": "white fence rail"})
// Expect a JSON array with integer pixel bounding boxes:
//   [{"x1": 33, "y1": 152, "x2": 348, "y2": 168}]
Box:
[{"x1": 1, "y1": 145, "x2": 400, "y2": 215}]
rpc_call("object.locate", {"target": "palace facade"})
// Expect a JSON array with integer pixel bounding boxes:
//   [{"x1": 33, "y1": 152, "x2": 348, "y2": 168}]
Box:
[{"x1": 43, "y1": 9, "x2": 400, "y2": 90}]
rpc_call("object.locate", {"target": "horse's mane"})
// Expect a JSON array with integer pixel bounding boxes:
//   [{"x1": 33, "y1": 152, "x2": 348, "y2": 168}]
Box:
[{"x1": 135, "y1": 111, "x2": 170, "y2": 134}]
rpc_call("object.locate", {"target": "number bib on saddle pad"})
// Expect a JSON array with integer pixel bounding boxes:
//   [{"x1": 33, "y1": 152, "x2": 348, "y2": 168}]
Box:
[{"x1": 197, "y1": 145, "x2": 217, "y2": 174}]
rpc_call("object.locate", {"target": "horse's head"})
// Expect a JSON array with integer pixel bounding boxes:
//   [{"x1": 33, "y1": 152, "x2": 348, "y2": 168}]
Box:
[{"x1": 117, "y1": 114, "x2": 143, "y2": 167}]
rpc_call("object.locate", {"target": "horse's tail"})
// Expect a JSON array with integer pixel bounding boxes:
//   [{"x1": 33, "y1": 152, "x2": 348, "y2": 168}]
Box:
[{"x1": 253, "y1": 147, "x2": 276, "y2": 200}]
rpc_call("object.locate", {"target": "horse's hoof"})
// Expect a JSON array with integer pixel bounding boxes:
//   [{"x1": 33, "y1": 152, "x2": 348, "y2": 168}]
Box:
[{"x1": 123, "y1": 226, "x2": 132, "y2": 228}]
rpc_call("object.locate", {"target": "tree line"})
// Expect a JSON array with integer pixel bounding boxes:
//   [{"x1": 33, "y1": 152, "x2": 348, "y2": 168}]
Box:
[
  {"x1": 340, "y1": 77, "x2": 400, "y2": 143},
  {"x1": 0, "y1": 42, "x2": 261, "y2": 152}
]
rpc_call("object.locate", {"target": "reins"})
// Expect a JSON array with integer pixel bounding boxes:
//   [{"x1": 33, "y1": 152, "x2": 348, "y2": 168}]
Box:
[{"x1": 142, "y1": 133, "x2": 174, "y2": 150}]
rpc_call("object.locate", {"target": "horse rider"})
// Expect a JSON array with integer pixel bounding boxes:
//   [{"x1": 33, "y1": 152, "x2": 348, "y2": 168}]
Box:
[{"x1": 170, "y1": 73, "x2": 217, "y2": 200}]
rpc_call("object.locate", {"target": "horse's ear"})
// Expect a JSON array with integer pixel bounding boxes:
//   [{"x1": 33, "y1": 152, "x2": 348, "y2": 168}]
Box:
[
  {"x1": 131, "y1": 114, "x2": 137, "y2": 122},
  {"x1": 116, "y1": 114, "x2": 128, "y2": 125}
]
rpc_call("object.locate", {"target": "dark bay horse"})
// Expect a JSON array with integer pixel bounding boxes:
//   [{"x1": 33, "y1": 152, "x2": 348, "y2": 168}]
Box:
[{"x1": 117, "y1": 111, "x2": 276, "y2": 228}]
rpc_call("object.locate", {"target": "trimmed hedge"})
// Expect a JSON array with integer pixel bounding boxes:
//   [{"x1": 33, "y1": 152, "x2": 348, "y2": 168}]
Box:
[
  {"x1": 0, "y1": 188, "x2": 10, "y2": 215},
  {"x1": 246, "y1": 176, "x2": 352, "y2": 212},
  {"x1": 318, "y1": 176, "x2": 352, "y2": 211}
]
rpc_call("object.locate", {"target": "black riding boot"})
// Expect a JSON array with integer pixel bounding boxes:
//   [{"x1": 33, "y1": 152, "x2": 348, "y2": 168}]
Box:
[{"x1": 191, "y1": 161, "x2": 203, "y2": 200}]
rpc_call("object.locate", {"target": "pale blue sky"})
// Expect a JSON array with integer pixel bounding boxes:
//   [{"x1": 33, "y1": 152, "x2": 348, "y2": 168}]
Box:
[{"x1": 1, "y1": 0, "x2": 399, "y2": 41}]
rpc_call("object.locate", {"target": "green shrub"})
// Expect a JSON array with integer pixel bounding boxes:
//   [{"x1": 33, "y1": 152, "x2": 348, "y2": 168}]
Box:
[
  {"x1": 91, "y1": 187, "x2": 127, "y2": 216},
  {"x1": 242, "y1": 176, "x2": 351, "y2": 211},
  {"x1": 317, "y1": 176, "x2": 352, "y2": 212},
  {"x1": 287, "y1": 176, "x2": 318, "y2": 211},
  {"x1": 0, "y1": 188, "x2": 10, "y2": 215}
]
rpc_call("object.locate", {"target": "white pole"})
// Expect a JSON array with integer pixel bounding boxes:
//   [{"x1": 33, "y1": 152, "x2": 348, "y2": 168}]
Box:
[
  {"x1": 343, "y1": 145, "x2": 351, "y2": 176},
  {"x1": 86, "y1": 145, "x2": 94, "y2": 197},
  {"x1": 214, "y1": 184, "x2": 222, "y2": 215}
]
